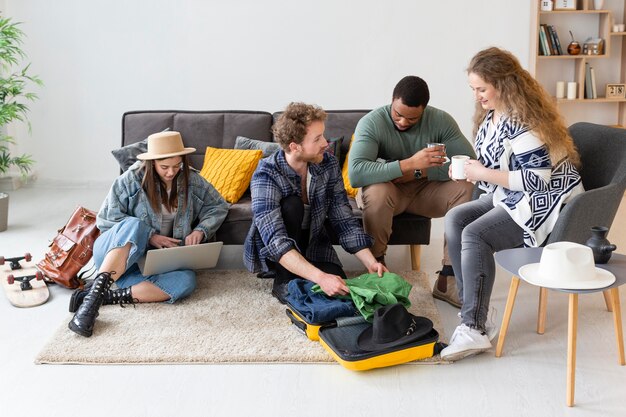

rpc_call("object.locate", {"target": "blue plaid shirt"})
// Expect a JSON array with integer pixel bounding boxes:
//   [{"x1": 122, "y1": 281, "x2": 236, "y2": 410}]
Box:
[{"x1": 244, "y1": 150, "x2": 373, "y2": 273}]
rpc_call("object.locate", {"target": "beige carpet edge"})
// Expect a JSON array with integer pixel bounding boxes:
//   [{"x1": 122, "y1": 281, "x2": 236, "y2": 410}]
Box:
[
  {"x1": 35, "y1": 270, "x2": 447, "y2": 366},
  {"x1": 35, "y1": 359, "x2": 449, "y2": 366}
]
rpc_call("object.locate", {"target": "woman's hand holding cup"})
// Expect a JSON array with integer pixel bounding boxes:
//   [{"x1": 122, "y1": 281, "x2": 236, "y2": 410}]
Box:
[{"x1": 450, "y1": 155, "x2": 470, "y2": 180}]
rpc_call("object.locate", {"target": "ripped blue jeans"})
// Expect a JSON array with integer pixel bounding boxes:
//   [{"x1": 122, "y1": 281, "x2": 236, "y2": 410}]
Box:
[{"x1": 93, "y1": 217, "x2": 196, "y2": 303}]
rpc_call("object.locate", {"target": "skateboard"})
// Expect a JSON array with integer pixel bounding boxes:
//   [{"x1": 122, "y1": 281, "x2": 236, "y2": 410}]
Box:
[{"x1": 0, "y1": 253, "x2": 49, "y2": 308}]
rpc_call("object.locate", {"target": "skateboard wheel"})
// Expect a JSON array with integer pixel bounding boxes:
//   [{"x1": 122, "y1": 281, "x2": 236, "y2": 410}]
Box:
[
  {"x1": 0, "y1": 256, "x2": 4, "y2": 265},
  {"x1": 7, "y1": 275, "x2": 14, "y2": 285},
  {"x1": 24, "y1": 253, "x2": 32, "y2": 262},
  {"x1": 35, "y1": 271, "x2": 44, "y2": 281}
]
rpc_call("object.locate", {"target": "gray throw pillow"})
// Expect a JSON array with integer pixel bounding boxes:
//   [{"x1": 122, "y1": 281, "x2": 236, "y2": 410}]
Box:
[
  {"x1": 111, "y1": 128, "x2": 170, "y2": 171},
  {"x1": 234, "y1": 136, "x2": 281, "y2": 158},
  {"x1": 326, "y1": 136, "x2": 343, "y2": 162}
]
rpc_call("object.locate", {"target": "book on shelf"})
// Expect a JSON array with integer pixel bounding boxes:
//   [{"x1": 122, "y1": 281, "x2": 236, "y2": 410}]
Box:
[
  {"x1": 548, "y1": 25, "x2": 563, "y2": 55},
  {"x1": 590, "y1": 67, "x2": 597, "y2": 99},
  {"x1": 541, "y1": 24, "x2": 561, "y2": 55},
  {"x1": 585, "y1": 63, "x2": 592, "y2": 99},
  {"x1": 546, "y1": 25, "x2": 555, "y2": 55},
  {"x1": 542, "y1": 24, "x2": 555, "y2": 55},
  {"x1": 538, "y1": 25, "x2": 551, "y2": 56}
]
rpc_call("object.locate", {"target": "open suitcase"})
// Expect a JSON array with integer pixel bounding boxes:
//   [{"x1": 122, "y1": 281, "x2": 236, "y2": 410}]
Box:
[
  {"x1": 285, "y1": 301, "x2": 333, "y2": 341},
  {"x1": 286, "y1": 302, "x2": 444, "y2": 371}
]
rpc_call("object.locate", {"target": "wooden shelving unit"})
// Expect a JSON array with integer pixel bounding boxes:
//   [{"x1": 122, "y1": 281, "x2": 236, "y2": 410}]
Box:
[{"x1": 530, "y1": 0, "x2": 626, "y2": 127}]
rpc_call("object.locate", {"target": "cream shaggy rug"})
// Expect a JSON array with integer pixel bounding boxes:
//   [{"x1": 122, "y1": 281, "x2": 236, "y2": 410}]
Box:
[{"x1": 36, "y1": 270, "x2": 445, "y2": 365}]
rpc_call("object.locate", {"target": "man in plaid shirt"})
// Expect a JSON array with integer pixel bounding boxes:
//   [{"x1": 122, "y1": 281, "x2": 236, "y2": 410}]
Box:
[{"x1": 244, "y1": 102, "x2": 387, "y2": 303}]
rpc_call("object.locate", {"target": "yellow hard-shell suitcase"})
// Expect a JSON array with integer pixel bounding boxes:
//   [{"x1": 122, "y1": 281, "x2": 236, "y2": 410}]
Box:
[
  {"x1": 285, "y1": 302, "x2": 346, "y2": 341},
  {"x1": 317, "y1": 318, "x2": 442, "y2": 371},
  {"x1": 286, "y1": 304, "x2": 443, "y2": 370}
]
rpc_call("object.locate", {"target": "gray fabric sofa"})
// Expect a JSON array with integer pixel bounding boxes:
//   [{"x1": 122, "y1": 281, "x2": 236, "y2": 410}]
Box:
[{"x1": 121, "y1": 110, "x2": 431, "y2": 269}]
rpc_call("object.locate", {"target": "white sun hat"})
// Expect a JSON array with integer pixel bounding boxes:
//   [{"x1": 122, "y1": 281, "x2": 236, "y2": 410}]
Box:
[{"x1": 518, "y1": 242, "x2": 615, "y2": 290}]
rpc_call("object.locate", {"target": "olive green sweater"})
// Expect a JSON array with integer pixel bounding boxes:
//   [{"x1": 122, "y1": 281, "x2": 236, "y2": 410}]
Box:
[{"x1": 348, "y1": 105, "x2": 476, "y2": 187}]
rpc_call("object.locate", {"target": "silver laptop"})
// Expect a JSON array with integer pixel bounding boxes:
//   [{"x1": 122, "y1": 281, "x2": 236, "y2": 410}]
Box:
[{"x1": 138, "y1": 241, "x2": 223, "y2": 276}]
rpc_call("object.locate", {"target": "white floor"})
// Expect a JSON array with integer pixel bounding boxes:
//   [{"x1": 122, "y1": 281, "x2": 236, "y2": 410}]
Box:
[{"x1": 1, "y1": 185, "x2": 625, "y2": 417}]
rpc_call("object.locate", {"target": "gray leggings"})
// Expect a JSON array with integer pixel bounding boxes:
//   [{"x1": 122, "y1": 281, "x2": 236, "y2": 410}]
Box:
[{"x1": 444, "y1": 194, "x2": 524, "y2": 331}]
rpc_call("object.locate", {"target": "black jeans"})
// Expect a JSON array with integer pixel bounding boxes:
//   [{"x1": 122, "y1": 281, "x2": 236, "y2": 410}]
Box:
[{"x1": 270, "y1": 195, "x2": 346, "y2": 286}]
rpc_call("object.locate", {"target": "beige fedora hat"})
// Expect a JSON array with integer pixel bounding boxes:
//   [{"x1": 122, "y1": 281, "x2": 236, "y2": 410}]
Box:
[
  {"x1": 518, "y1": 242, "x2": 615, "y2": 290},
  {"x1": 136, "y1": 131, "x2": 196, "y2": 160}
]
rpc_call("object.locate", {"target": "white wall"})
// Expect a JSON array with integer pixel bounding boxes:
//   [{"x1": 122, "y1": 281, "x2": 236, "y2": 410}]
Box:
[{"x1": 4, "y1": 0, "x2": 531, "y2": 185}]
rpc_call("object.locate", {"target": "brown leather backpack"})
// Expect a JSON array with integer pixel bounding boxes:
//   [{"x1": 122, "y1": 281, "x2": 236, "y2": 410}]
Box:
[{"x1": 37, "y1": 206, "x2": 100, "y2": 289}]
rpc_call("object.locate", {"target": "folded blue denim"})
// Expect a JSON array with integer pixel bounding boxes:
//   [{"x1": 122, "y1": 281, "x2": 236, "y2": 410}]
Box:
[{"x1": 285, "y1": 279, "x2": 357, "y2": 323}]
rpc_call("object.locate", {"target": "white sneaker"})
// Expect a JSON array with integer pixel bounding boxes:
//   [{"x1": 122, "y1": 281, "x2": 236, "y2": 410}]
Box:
[
  {"x1": 457, "y1": 307, "x2": 498, "y2": 341},
  {"x1": 441, "y1": 324, "x2": 492, "y2": 361}
]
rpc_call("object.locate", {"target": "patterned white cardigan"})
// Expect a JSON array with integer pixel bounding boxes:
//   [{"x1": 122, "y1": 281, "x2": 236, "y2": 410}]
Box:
[{"x1": 475, "y1": 111, "x2": 584, "y2": 247}]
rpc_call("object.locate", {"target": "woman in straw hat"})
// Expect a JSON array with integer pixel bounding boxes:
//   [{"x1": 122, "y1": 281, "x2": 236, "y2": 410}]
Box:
[
  {"x1": 440, "y1": 47, "x2": 585, "y2": 361},
  {"x1": 68, "y1": 131, "x2": 229, "y2": 337}
]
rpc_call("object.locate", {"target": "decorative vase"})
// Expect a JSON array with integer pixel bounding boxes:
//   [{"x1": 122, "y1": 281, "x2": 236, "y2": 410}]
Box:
[
  {"x1": 567, "y1": 41, "x2": 581, "y2": 55},
  {"x1": 585, "y1": 226, "x2": 617, "y2": 264},
  {"x1": 594, "y1": 0, "x2": 604, "y2": 10},
  {"x1": 0, "y1": 192, "x2": 8, "y2": 232}
]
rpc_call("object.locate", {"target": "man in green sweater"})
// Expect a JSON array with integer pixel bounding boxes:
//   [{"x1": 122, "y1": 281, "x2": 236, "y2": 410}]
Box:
[{"x1": 348, "y1": 75, "x2": 475, "y2": 309}]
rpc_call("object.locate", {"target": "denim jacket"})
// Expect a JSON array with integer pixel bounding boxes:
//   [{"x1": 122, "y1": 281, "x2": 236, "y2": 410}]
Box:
[{"x1": 97, "y1": 161, "x2": 229, "y2": 241}]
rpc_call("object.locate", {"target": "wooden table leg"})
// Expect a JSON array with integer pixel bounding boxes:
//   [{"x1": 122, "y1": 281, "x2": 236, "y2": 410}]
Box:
[
  {"x1": 537, "y1": 287, "x2": 548, "y2": 335},
  {"x1": 496, "y1": 276, "x2": 520, "y2": 358},
  {"x1": 610, "y1": 287, "x2": 625, "y2": 365},
  {"x1": 410, "y1": 245, "x2": 421, "y2": 271},
  {"x1": 603, "y1": 290, "x2": 614, "y2": 312},
  {"x1": 567, "y1": 293, "x2": 578, "y2": 407}
]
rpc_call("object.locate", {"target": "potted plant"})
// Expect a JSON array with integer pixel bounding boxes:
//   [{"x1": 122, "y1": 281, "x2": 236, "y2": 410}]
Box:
[{"x1": 0, "y1": 14, "x2": 42, "y2": 231}]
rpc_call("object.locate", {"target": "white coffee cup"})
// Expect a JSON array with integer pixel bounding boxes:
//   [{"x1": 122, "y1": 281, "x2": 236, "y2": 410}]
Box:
[{"x1": 451, "y1": 155, "x2": 470, "y2": 180}]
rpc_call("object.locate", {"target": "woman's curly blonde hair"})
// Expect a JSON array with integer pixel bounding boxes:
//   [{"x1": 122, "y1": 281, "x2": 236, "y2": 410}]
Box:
[
  {"x1": 468, "y1": 47, "x2": 580, "y2": 167},
  {"x1": 273, "y1": 102, "x2": 326, "y2": 151}
]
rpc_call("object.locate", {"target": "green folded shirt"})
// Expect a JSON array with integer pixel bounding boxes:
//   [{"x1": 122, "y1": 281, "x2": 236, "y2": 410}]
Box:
[{"x1": 311, "y1": 272, "x2": 412, "y2": 322}]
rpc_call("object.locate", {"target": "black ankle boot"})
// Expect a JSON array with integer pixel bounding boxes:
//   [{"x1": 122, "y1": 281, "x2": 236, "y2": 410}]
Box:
[
  {"x1": 69, "y1": 285, "x2": 136, "y2": 312},
  {"x1": 68, "y1": 281, "x2": 94, "y2": 313},
  {"x1": 107, "y1": 287, "x2": 136, "y2": 308},
  {"x1": 271, "y1": 279, "x2": 290, "y2": 304},
  {"x1": 68, "y1": 272, "x2": 113, "y2": 337}
]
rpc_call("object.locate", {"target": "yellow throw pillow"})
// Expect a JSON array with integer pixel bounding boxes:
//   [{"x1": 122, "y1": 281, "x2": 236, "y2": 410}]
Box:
[
  {"x1": 342, "y1": 134, "x2": 359, "y2": 198},
  {"x1": 199, "y1": 147, "x2": 263, "y2": 203}
]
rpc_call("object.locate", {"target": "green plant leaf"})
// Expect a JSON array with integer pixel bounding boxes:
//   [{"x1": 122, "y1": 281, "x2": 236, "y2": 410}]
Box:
[{"x1": 0, "y1": 13, "x2": 41, "y2": 176}]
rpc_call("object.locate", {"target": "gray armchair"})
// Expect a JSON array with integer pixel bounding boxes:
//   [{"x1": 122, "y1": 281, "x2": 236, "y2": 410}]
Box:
[
  {"x1": 547, "y1": 122, "x2": 626, "y2": 245},
  {"x1": 537, "y1": 122, "x2": 626, "y2": 332},
  {"x1": 493, "y1": 123, "x2": 626, "y2": 407}
]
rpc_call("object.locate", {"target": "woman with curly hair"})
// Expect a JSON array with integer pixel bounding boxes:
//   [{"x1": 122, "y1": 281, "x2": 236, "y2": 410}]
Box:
[{"x1": 440, "y1": 47, "x2": 585, "y2": 361}]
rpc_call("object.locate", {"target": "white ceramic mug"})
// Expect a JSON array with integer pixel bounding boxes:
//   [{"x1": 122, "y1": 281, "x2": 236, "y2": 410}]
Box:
[{"x1": 451, "y1": 155, "x2": 470, "y2": 180}]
